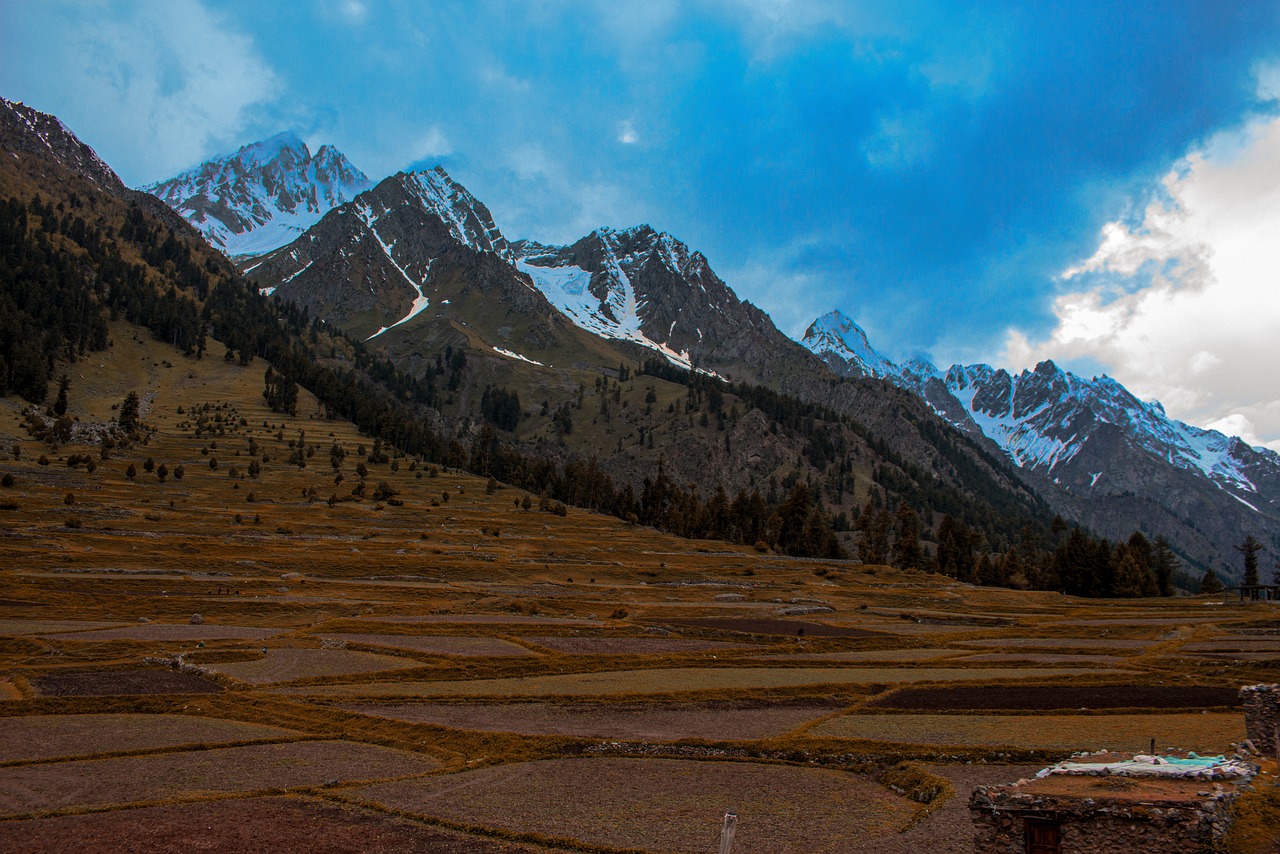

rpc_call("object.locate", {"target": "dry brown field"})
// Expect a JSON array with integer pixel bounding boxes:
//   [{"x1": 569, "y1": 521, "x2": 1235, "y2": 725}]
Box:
[{"x1": 1, "y1": 327, "x2": 1277, "y2": 851}]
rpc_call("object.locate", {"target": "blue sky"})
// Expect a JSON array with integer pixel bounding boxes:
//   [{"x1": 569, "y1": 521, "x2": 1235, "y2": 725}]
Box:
[{"x1": 4, "y1": 1, "x2": 1280, "y2": 445}]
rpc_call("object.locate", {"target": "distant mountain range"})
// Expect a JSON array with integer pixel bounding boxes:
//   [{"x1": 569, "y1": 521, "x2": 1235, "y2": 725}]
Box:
[
  {"x1": 803, "y1": 309, "x2": 1280, "y2": 571},
  {"x1": 113, "y1": 127, "x2": 1280, "y2": 579}
]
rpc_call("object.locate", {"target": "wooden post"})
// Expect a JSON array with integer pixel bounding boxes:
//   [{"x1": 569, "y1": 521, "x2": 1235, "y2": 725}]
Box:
[{"x1": 718, "y1": 811, "x2": 737, "y2": 854}]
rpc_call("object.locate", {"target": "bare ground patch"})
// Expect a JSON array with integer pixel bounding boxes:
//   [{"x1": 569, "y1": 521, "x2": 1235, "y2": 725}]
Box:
[
  {"x1": 324, "y1": 634, "x2": 538, "y2": 657},
  {"x1": 520, "y1": 636, "x2": 756, "y2": 655},
  {"x1": 361, "y1": 614, "x2": 603, "y2": 626},
  {"x1": 0, "y1": 740, "x2": 439, "y2": 816},
  {"x1": 0, "y1": 619, "x2": 128, "y2": 635},
  {"x1": 344, "y1": 699, "x2": 843, "y2": 740},
  {"x1": 665, "y1": 617, "x2": 881, "y2": 638},
  {"x1": 0, "y1": 714, "x2": 300, "y2": 763},
  {"x1": 868, "y1": 684, "x2": 1242, "y2": 711},
  {"x1": 954, "y1": 637, "x2": 1152, "y2": 650},
  {"x1": 0, "y1": 795, "x2": 547, "y2": 853},
  {"x1": 811, "y1": 712, "x2": 1246, "y2": 753},
  {"x1": 271, "y1": 666, "x2": 1123, "y2": 700},
  {"x1": 33, "y1": 669, "x2": 223, "y2": 697},
  {"x1": 43, "y1": 624, "x2": 282, "y2": 642},
  {"x1": 206, "y1": 648, "x2": 422, "y2": 684},
  {"x1": 753, "y1": 649, "x2": 967, "y2": 663},
  {"x1": 347, "y1": 757, "x2": 919, "y2": 854},
  {"x1": 955, "y1": 653, "x2": 1125, "y2": 664}
]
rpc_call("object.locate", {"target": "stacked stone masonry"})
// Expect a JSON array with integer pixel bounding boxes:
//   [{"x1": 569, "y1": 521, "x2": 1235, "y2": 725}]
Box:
[
  {"x1": 1240, "y1": 683, "x2": 1279, "y2": 758},
  {"x1": 969, "y1": 783, "x2": 1237, "y2": 853}
]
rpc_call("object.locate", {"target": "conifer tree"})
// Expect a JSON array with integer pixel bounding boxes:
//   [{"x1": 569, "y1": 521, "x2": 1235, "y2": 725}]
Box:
[
  {"x1": 1236, "y1": 535, "x2": 1263, "y2": 586},
  {"x1": 1151, "y1": 537, "x2": 1179, "y2": 597}
]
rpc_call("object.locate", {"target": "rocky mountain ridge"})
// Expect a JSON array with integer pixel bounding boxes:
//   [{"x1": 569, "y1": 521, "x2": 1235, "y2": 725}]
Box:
[
  {"x1": 803, "y1": 310, "x2": 1280, "y2": 576},
  {"x1": 142, "y1": 131, "x2": 371, "y2": 258}
]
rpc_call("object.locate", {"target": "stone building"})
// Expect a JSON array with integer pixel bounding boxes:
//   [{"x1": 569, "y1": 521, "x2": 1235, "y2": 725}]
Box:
[
  {"x1": 1240, "y1": 683, "x2": 1279, "y2": 758},
  {"x1": 969, "y1": 752, "x2": 1256, "y2": 853}
]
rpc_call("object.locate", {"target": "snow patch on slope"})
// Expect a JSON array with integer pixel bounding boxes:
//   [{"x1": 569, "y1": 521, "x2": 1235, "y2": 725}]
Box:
[{"x1": 516, "y1": 257, "x2": 700, "y2": 372}]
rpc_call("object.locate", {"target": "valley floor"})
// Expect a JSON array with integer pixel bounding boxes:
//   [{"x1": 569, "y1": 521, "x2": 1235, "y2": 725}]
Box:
[{"x1": 1, "y1": 331, "x2": 1278, "y2": 852}]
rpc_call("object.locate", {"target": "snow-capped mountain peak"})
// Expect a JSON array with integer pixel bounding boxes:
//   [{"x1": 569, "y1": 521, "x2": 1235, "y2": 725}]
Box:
[
  {"x1": 512, "y1": 223, "x2": 754, "y2": 373},
  {"x1": 141, "y1": 133, "x2": 371, "y2": 258},
  {"x1": 801, "y1": 310, "x2": 896, "y2": 379}
]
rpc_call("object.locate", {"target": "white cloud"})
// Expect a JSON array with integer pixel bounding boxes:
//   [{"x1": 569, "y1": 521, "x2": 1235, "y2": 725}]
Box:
[
  {"x1": 722, "y1": 236, "x2": 850, "y2": 340},
  {"x1": 617, "y1": 119, "x2": 640, "y2": 145},
  {"x1": 1001, "y1": 107, "x2": 1280, "y2": 451},
  {"x1": 338, "y1": 0, "x2": 368, "y2": 25},
  {"x1": 0, "y1": 0, "x2": 277, "y2": 185},
  {"x1": 490, "y1": 143, "x2": 645, "y2": 243},
  {"x1": 413, "y1": 126, "x2": 453, "y2": 161}
]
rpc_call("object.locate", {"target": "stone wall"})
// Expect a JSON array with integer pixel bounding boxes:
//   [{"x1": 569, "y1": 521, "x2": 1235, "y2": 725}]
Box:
[
  {"x1": 969, "y1": 786, "x2": 1236, "y2": 853},
  {"x1": 1240, "y1": 683, "x2": 1280, "y2": 758}
]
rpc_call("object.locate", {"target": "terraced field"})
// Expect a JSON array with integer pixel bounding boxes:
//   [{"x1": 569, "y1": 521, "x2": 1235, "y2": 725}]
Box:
[{"x1": 1, "y1": 329, "x2": 1277, "y2": 851}]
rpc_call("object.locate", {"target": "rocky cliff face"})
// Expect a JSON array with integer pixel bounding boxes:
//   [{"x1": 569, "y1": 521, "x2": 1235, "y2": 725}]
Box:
[
  {"x1": 1, "y1": 98, "x2": 127, "y2": 194},
  {"x1": 514, "y1": 226, "x2": 816, "y2": 384},
  {"x1": 247, "y1": 167, "x2": 582, "y2": 360},
  {"x1": 142, "y1": 132, "x2": 371, "y2": 257}
]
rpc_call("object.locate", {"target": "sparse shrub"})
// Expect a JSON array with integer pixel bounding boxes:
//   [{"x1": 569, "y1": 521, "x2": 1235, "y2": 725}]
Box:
[
  {"x1": 441, "y1": 491, "x2": 449, "y2": 503},
  {"x1": 428, "y1": 466, "x2": 439, "y2": 478},
  {"x1": 63, "y1": 491, "x2": 75, "y2": 505},
  {"x1": 126, "y1": 463, "x2": 137, "y2": 479},
  {"x1": 144, "y1": 457, "x2": 155, "y2": 472},
  {"x1": 0, "y1": 474, "x2": 12, "y2": 488},
  {"x1": 173, "y1": 464, "x2": 184, "y2": 480},
  {"x1": 521, "y1": 494, "x2": 533, "y2": 511},
  {"x1": 156, "y1": 463, "x2": 168, "y2": 482},
  {"x1": 485, "y1": 476, "x2": 498, "y2": 494},
  {"x1": 754, "y1": 540, "x2": 770, "y2": 553},
  {"x1": 38, "y1": 455, "x2": 50, "y2": 466},
  {"x1": 387, "y1": 497, "x2": 404, "y2": 507},
  {"x1": 611, "y1": 608, "x2": 628, "y2": 619},
  {"x1": 208, "y1": 457, "x2": 218, "y2": 470},
  {"x1": 372, "y1": 481, "x2": 397, "y2": 501},
  {"x1": 813, "y1": 567, "x2": 828, "y2": 577},
  {"x1": 64, "y1": 517, "x2": 81, "y2": 528},
  {"x1": 234, "y1": 513, "x2": 243, "y2": 524},
  {"x1": 247, "y1": 492, "x2": 255, "y2": 502}
]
